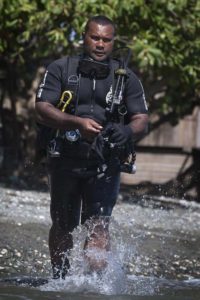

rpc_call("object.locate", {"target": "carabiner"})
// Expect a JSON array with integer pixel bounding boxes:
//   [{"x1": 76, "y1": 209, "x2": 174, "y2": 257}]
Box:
[{"x1": 57, "y1": 90, "x2": 73, "y2": 112}]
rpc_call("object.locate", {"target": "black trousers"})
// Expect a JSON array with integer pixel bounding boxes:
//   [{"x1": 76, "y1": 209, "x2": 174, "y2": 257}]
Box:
[{"x1": 47, "y1": 157, "x2": 120, "y2": 232}]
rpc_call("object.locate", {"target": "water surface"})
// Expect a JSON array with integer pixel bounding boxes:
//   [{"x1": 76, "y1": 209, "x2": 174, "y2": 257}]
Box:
[{"x1": 0, "y1": 186, "x2": 200, "y2": 299}]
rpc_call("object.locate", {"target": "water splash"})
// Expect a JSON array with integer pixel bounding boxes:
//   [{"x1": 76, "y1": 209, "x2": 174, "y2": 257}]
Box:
[{"x1": 40, "y1": 218, "x2": 131, "y2": 295}]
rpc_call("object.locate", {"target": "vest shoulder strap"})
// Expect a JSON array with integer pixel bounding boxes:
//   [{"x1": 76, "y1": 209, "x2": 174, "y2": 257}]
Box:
[{"x1": 61, "y1": 55, "x2": 80, "y2": 92}]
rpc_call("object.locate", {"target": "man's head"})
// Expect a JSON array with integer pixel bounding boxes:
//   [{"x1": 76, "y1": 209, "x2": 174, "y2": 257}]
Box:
[{"x1": 83, "y1": 15, "x2": 116, "y2": 62}]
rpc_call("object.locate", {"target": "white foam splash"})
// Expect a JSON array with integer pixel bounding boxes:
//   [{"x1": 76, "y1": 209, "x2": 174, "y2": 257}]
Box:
[{"x1": 40, "y1": 219, "x2": 130, "y2": 295}]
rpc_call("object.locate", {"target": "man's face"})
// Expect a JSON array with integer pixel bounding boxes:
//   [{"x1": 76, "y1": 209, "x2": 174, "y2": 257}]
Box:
[{"x1": 83, "y1": 21, "x2": 115, "y2": 62}]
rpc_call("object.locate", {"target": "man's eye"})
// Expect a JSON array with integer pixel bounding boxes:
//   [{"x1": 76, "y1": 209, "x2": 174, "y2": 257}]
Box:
[
  {"x1": 91, "y1": 36, "x2": 99, "y2": 41},
  {"x1": 103, "y1": 38, "x2": 112, "y2": 43}
]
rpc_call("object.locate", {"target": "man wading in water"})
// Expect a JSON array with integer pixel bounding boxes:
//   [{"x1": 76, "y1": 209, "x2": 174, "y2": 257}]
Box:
[{"x1": 35, "y1": 15, "x2": 148, "y2": 279}]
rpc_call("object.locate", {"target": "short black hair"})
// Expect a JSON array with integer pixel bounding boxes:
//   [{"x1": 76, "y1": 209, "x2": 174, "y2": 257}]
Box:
[{"x1": 85, "y1": 15, "x2": 116, "y2": 35}]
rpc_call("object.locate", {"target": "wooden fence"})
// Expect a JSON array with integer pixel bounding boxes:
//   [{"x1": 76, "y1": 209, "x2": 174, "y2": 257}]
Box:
[{"x1": 121, "y1": 107, "x2": 200, "y2": 200}]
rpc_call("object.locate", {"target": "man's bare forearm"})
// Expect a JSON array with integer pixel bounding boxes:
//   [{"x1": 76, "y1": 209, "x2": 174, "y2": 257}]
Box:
[
  {"x1": 128, "y1": 113, "x2": 148, "y2": 142},
  {"x1": 35, "y1": 101, "x2": 83, "y2": 130},
  {"x1": 35, "y1": 101, "x2": 103, "y2": 141}
]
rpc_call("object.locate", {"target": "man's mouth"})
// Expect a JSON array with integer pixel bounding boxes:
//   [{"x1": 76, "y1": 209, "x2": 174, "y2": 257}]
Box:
[{"x1": 94, "y1": 51, "x2": 105, "y2": 56}]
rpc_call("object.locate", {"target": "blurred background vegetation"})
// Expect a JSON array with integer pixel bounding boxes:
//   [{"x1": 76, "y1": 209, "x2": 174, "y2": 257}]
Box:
[{"x1": 0, "y1": 0, "x2": 200, "y2": 196}]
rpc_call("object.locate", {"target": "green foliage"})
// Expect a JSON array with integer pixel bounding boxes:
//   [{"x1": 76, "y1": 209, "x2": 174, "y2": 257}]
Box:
[
  {"x1": 0, "y1": 0, "x2": 200, "y2": 120},
  {"x1": 115, "y1": 0, "x2": 200, "y2": 119},
  {"x1": 0, "y1": 0, "x2": 74, "y2": 61}
]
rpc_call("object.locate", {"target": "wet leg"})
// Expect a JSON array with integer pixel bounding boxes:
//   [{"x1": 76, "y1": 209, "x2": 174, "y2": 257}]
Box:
[
  {"x1": 49, "y1": 224, "x2": 73, "y2": 279},
  {"x1": 83, "y1": 217, "x2": 110, "y2": 273},
  {"x1": 48, "y1": 166, "x2": 81, "y2": 279},
  {"x1": 81, "y1": 174, "x2": 120, "y2": 273}
]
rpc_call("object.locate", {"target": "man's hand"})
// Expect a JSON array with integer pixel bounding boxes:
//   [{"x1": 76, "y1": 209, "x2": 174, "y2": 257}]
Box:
[{"x1": 78, "y1": 118, "x2": 103, "y2": 141}]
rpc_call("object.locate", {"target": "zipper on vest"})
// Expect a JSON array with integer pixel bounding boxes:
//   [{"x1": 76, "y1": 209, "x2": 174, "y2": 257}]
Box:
[{"x1": 90, "y1": 78, "x2": 96, "y2": 113}]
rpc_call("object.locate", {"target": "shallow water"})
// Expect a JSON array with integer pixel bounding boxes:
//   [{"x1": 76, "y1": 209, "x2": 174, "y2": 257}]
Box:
[{"x1": 0, "y1": 186, "x2": 200, "y2": 299}]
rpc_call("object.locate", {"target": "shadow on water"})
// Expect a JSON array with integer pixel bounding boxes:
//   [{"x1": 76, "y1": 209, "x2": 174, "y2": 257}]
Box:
[{"x1": 0, "y1": 186, "x2": 200, "y2": 299}]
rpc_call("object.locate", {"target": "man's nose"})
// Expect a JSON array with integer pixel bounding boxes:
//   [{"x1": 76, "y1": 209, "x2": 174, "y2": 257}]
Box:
[{"x1": 96, "y1": 39, "x2": 104, "y2": 48}]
